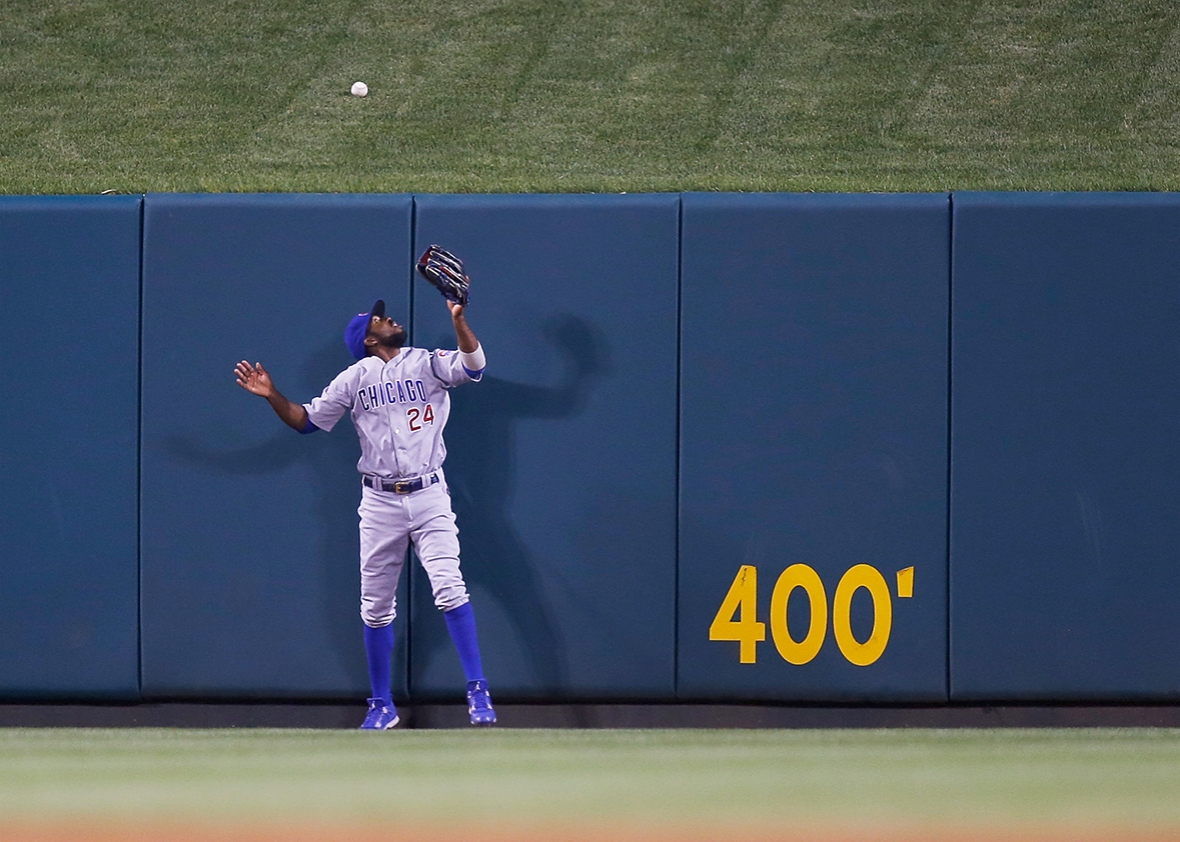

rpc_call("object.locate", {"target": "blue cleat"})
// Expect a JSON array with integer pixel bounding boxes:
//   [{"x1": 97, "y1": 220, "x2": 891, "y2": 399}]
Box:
[
  {"x1": 359, "y1": 697, "x2": 400, "y2": 730},
  {"x1": 467, "y1": 679, "x2": 497, "y2": 726}
]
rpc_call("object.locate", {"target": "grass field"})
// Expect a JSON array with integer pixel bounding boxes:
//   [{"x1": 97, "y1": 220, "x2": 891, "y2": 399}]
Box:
[
  {"x1": 4, "y1": 0, "x2": 1180, "y2": 194},
  {"x1": 3, "y1": 728, "x2": 1180, "y2": 840}
]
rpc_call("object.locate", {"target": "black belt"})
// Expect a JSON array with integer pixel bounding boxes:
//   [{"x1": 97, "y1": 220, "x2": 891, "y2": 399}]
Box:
[{"x1": 363, "y1": 473, "x2": 439, "y2": 494}]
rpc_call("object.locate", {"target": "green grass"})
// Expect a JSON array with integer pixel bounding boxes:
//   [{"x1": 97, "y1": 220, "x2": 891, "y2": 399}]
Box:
[
  {"x1": 3, "y1": 0, "x2": 1180, "y2": 194},
  {"x1": 2, "y1": 728, "x2": 1180, "y2": 830}
]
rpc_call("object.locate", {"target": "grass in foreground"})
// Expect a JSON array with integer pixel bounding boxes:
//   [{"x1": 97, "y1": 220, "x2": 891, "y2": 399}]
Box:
[
  {"x1": 1, "y1": 728, "x2": 1180, "y2": 835},
  {"x1": 2, "y1": 0, "x2": 1180, "y2": 194}
]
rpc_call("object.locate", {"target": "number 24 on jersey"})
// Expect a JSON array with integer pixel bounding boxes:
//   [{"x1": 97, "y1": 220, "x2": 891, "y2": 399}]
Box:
[{"x1": 407, "y1": 404, "x2": 435, "y2": 431}]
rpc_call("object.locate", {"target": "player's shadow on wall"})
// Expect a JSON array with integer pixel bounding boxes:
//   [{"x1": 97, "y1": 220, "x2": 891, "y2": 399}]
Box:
[
  {"x1": 414, "y1": 313, "x2": 608, "y2": 699},
  {"x1": 157, "y1": 342, "x2": 379, "y2": 696}
]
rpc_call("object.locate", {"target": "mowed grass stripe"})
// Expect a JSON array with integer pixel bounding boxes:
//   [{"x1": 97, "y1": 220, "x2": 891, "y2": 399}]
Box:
[
  {"x1": 1, "y1": 729, "x2": 1180, "y2": 829},
  {"x1": 3, "y1": 0, "x2": 1180, "y2": 193}
]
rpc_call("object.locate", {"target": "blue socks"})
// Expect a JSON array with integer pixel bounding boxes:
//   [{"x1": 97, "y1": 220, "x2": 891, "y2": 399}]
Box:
[
  {"x1": 444, "y1": 601, "x2": 485, "y2": 682},
  {"x1": 363, "y1": 622, "x2": 395, "y2": 706},
  {"x1": 366, "y1": 604, "x2": 483, "y2": 702}
]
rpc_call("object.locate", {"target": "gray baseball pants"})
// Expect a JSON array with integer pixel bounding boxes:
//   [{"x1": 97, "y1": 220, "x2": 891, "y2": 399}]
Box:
[{"x1": 357, "y1": 472, "x2": 469, "y2": 626}]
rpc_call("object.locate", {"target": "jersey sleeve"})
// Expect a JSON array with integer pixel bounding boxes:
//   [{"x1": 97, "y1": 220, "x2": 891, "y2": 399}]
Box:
[
  {"x1": 428, "y1": 348, "x2": 484, "y2": 387},
  {"x1": 303, "y1": 367, "x2": 356, "y2": 432}
]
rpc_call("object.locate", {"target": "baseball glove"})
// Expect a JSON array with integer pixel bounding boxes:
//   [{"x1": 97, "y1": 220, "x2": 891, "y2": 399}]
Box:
[{"x1": 416, "y1": 245, "x2": 470, "y2": 306}]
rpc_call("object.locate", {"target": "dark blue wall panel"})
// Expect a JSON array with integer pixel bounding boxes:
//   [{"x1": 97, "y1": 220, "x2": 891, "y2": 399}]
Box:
[
  {"x1": 0, "y1": 196, "x2": 141, "y2": 699},
  {"x1": 678, "y1": 193, "x2": 950, "y2": 702},
  {"x1": 951, "y1": 192, "x2": 1180, "y2": 701},
  {"x1": 141, "y1": 194, "x2": 413, "y2": 699},
  {"x1": 409, "y1": 194, "x2": 679, "y2": 701}
]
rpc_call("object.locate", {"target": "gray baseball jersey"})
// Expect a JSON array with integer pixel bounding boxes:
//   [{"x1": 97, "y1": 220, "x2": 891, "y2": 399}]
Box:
[{"x1": 303, "y1": 347, "x2": 481, "y2": 479}]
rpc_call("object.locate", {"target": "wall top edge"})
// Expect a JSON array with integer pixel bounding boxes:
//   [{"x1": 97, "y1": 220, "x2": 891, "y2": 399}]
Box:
[
  {"x1": 0, "y1": 195, "x2": 143, "y2": 210},
  {"x1": 5, "y1": 190, "x2": 1179, "y2": 206},
  {"x1": 951, "y1": 190, "x2": 1180, "y2": 208}
]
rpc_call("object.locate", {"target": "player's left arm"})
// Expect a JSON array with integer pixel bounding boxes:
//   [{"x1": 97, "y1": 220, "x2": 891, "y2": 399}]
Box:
[{"x1": 448, "y1": 300, "x2": 485, "y2": 378}]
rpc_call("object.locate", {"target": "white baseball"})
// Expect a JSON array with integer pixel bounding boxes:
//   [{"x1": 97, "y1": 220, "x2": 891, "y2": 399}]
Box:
[{"x1": 351, "y1": 81, "x2": 369, "y2": 97}]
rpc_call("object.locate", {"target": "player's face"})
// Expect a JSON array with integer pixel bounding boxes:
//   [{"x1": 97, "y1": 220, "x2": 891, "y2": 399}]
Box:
[{"x1": 368, "y1": 314, "x2": 407, "y2": 350}]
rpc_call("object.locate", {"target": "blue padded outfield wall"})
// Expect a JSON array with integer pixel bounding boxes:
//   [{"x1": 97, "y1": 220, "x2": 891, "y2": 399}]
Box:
[
  {"x1": 950, "y1": 193, "x2": 1180, "y2": 701},
  {"x1": 140, "y1": 194, "x2": 414, "y2": 699},
  {"x1": 0, "y1": 196, "x2": 141, "y2": 700},
  {"x1": 3, "y1": 191, "x2": 1180, "y2": 705},
  {"x1": 409, "y1": 194, "x2": 679, "y2": 701},
  {"x1": 679, "y1": 194, "x2": 950, "y2": 702}
]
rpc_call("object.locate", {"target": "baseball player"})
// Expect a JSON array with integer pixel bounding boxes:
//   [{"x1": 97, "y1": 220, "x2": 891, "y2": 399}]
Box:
[{"x1": 234, "y1": 294, "x2": 495, "y2": 729}]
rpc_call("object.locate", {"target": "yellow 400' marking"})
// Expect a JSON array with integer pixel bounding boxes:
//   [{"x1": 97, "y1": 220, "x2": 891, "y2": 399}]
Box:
[{"x1": 709, "y1": 564, "x2": 915, "y2": 666}]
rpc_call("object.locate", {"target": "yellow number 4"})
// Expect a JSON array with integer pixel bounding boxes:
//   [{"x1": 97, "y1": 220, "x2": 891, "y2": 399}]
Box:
[{"x1": 709, "y1": 565, "x2": 766, "y2": 664}]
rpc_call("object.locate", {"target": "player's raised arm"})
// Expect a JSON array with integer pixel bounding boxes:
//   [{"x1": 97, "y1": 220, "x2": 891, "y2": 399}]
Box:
[
  {"x1": 448, "y1": 301, "x2": 486, "y2": 378},
  {"x1": 234, "y1": 360, "x2": 312, "y2": 432},
  {"x1": 448, "y1": 300, "x2": 479, "y2": 353}
]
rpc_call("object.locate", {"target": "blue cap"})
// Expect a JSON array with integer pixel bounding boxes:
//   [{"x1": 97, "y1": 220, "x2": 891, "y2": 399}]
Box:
[{"x1": 345, "y1": 299, "x2": 385, "y2": 360}]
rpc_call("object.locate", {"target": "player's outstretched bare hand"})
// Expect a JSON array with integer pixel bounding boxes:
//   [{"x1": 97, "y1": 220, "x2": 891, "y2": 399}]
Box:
[{"x1": 235, "y1": 360, "x2": 275, "y2": 398}]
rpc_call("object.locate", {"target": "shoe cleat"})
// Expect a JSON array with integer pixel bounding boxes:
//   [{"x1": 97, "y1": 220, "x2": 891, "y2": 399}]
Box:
[
  {"x1": 359, "y1": 697, "x2": 400, "y2": 730},
  {"x1": 467, "y1": 679, "x2": 497, "y2": 726}
]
